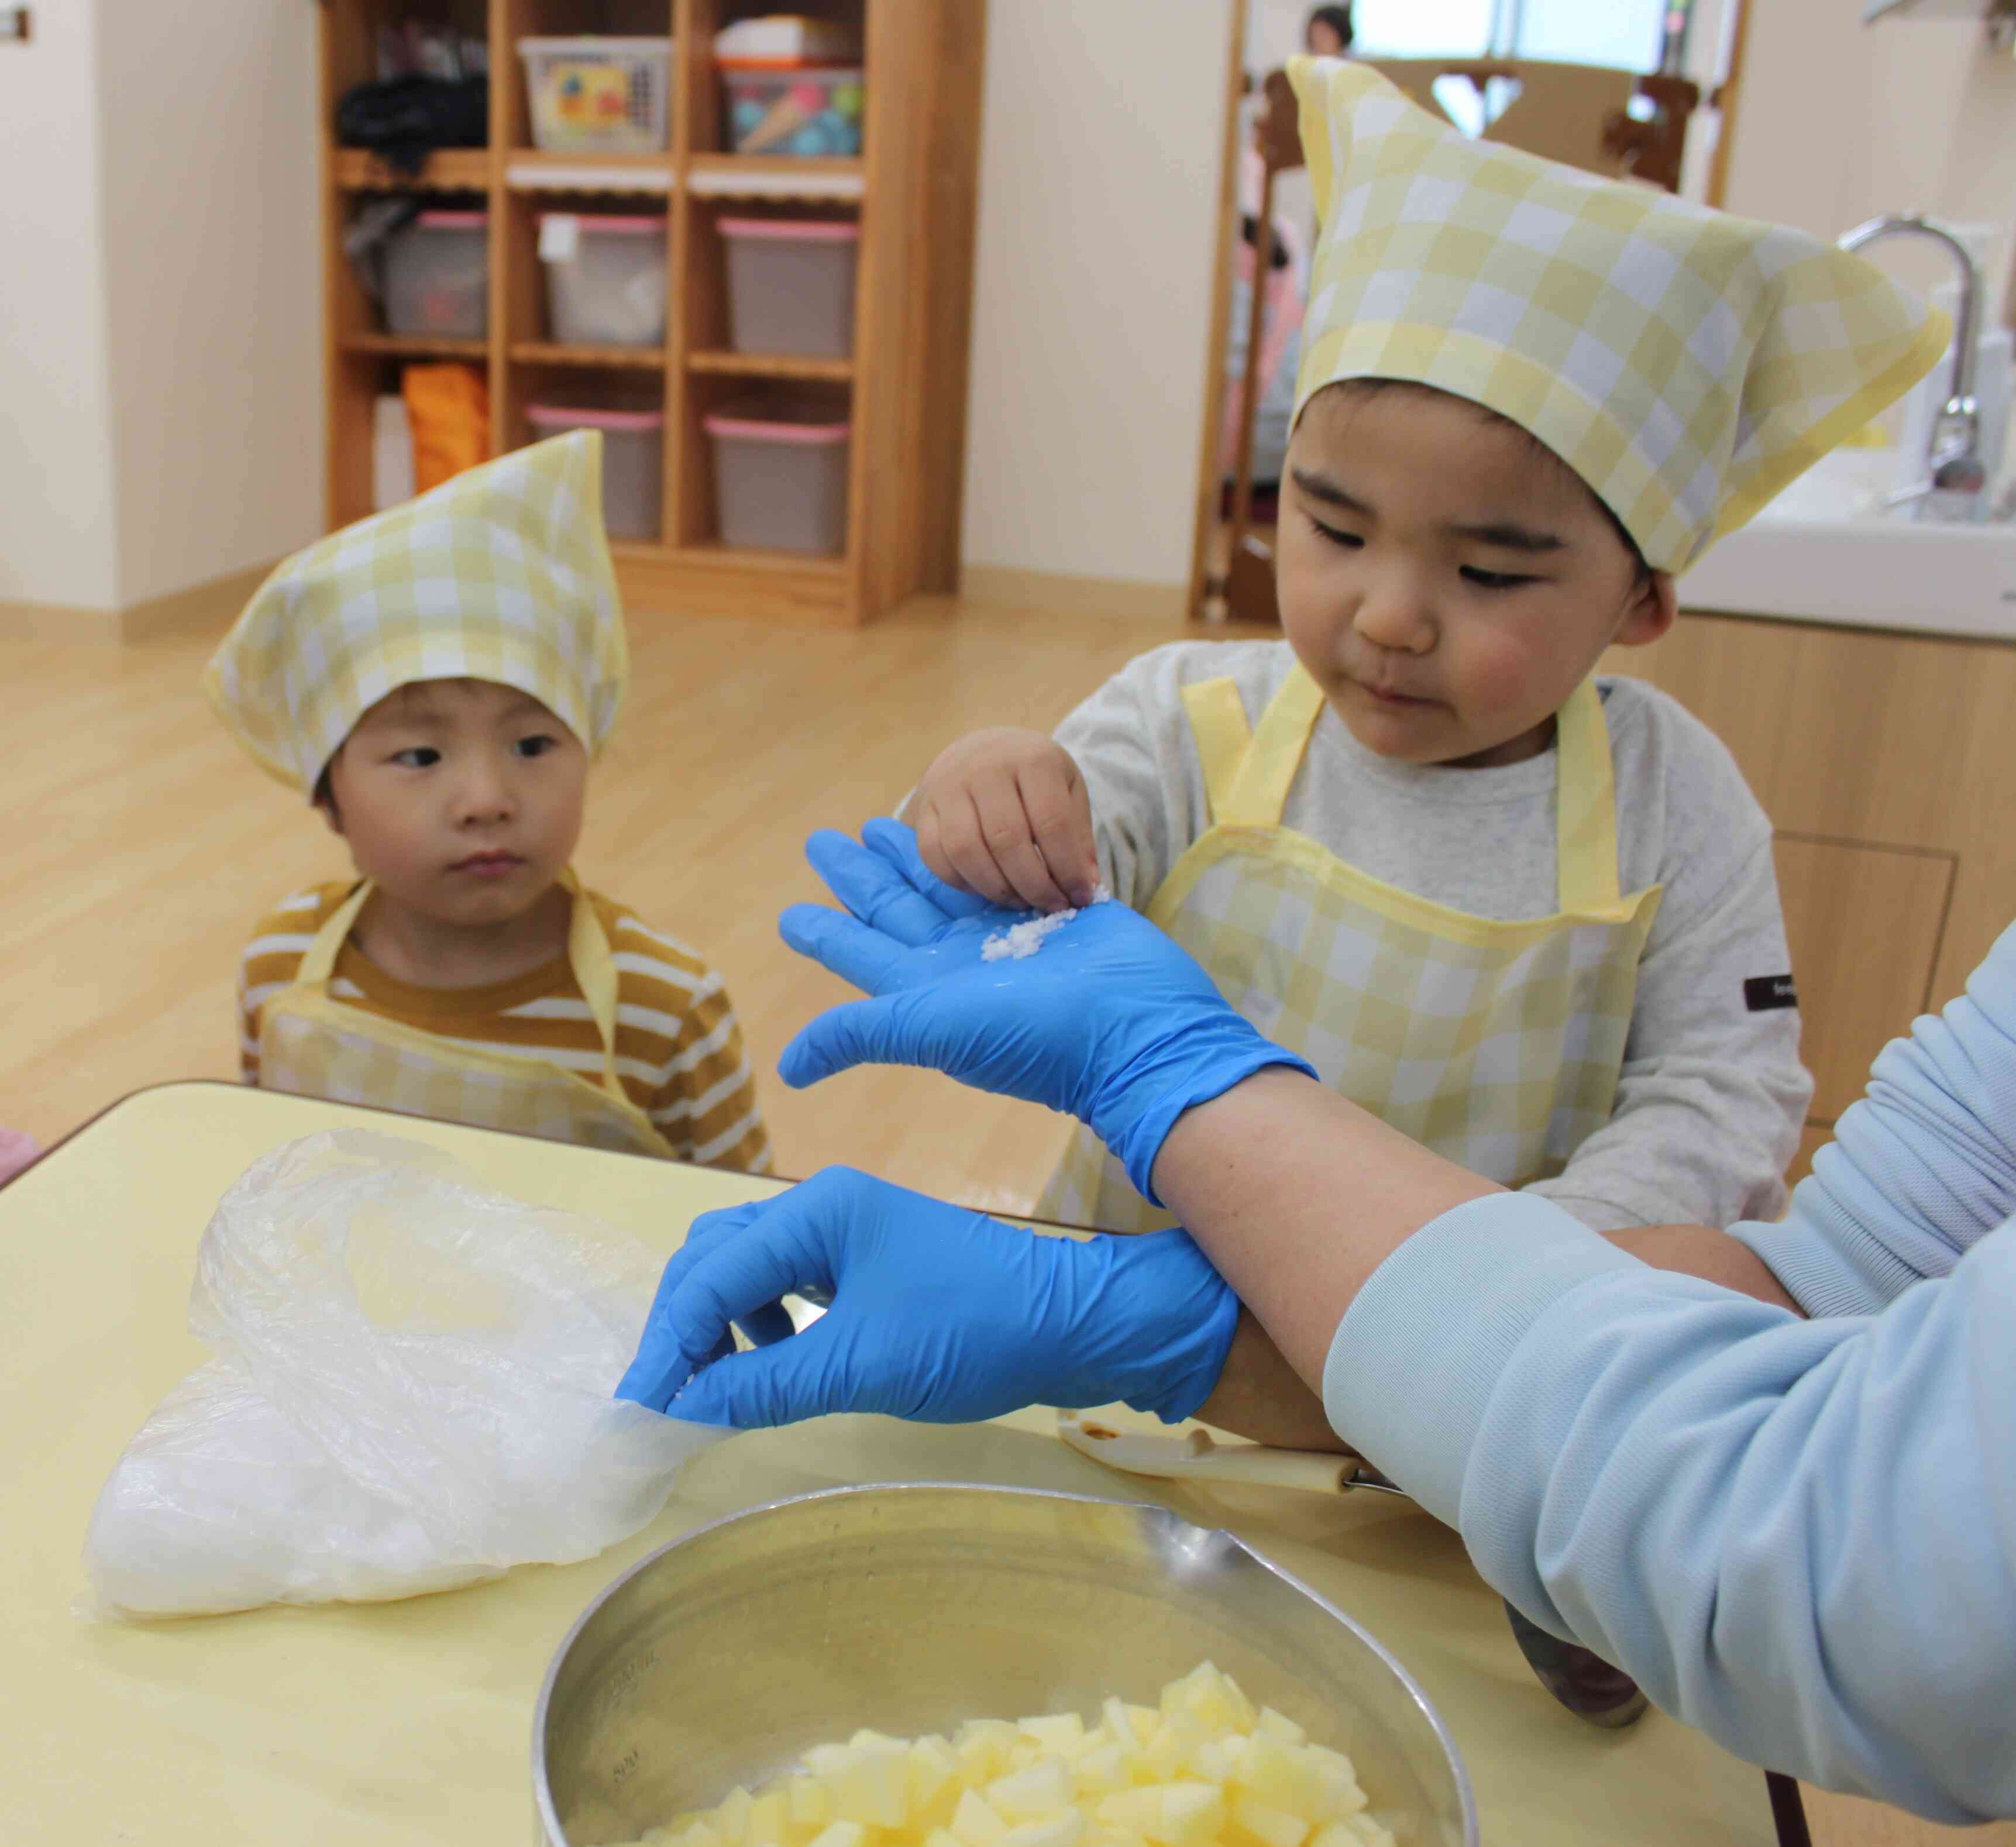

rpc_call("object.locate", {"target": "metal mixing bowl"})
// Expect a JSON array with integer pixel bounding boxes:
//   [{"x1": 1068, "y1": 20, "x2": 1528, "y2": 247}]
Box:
[{"x1": 534, "y1": 1484, "x2": 1478, "y2": 1847}]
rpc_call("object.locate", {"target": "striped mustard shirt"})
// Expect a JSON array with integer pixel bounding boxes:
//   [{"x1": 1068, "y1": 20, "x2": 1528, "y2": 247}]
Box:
[{"x1": 238, "y1": 882, "x2": 772, "y2": 1173}]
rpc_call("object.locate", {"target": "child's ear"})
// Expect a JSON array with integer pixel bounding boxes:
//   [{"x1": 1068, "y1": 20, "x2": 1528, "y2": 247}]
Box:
[{"x1": 1614, "y1": 571, "x2": 1678, "y2": 649}]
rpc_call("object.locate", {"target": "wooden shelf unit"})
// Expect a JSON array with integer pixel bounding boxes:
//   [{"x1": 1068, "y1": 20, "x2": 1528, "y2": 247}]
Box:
[{"x1": 318, "y1": 0, "x2": 985, "y2": 624}]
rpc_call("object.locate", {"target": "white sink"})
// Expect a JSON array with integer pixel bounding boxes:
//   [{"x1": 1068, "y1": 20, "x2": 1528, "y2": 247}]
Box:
[{"x1": 1677, "y1": 450, "x2": 2016, "y2": 642}]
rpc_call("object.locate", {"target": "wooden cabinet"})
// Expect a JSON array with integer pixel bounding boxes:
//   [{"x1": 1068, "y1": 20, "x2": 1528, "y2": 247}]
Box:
[
  {"x1": 318, "y1": 0, "x2": 985, "y2": 625},
  {"x1": 1603, "y1": 610, "x2": 2016, "y2": 1184}
]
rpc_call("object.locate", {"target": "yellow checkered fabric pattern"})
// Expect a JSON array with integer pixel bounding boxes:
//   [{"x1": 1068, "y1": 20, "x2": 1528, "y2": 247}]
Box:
[
  {"x1": 1173, "y1": 849, "x2": 1641, "y2": 1181},
  {"x1": 1041, "y1": 849, "x2": 1647, "y2": 1234},
  {"x1": 205, "y1": 431, "x2": 627, "y2": 794},
  {"x1": 262, "y1": 1007, "x2": 669, "y2": 1156},
  {"x1": 1289, "y1": 57, "x2": 1950, "y2": 571}
]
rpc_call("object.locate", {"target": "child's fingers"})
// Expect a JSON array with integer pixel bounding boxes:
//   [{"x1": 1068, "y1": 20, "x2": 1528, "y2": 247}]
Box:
[
  {"x1": 913, "y1": 806, "x2": 966, "y2": 899},
  {"x1": 1016, "y1": 755, "x2": 1101, "y2": 908},
  {"x1": 931, "y1": 790, "x2": 1024, "y2": 909},
  {"x1": 968, "y1": 768, "x2": 1076, "y2": 913}
]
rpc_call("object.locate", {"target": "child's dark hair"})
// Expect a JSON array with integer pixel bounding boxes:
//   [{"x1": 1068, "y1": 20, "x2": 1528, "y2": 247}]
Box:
[
  {"x1": 1309, "y1": 377, "x2": 1655, "y2": 589},
  {"x1": 1305, "y1": 5, "x2": 1354, "y2": 51}
]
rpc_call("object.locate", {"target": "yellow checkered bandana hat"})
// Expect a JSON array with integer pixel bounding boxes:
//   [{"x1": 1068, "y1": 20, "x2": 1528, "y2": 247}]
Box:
[
  {"x1": 1288, "y1": 58, "x2": 1949, "y2": 571},
  {"x1": 205, "y1": 431, "x2": 627, "y2": 794}
]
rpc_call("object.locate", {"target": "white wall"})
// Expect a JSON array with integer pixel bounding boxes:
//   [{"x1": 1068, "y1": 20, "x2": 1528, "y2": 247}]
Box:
[
  {"x1": 95, "y1": 0, "x2": 322, "y2": 608},
  {"x1": 1723, "y1": 9, "x2": 2016, "y2": 321},
  {"x1": 959, "y1": 0, "x2": 1235, "y2": 590},
  {"x1": 0, "y1": 0, "x2": 319, "y2": 615},
  {"x1": 0, "y1": 2, "x2": 119, "y2": 608}
]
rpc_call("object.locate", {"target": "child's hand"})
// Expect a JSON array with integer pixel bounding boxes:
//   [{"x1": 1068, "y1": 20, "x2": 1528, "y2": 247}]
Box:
[{"x1": 912, "y1": 728, "x2": 1101, "y2": 912}]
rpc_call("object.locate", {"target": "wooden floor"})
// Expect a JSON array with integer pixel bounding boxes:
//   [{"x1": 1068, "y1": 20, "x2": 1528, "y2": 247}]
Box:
[{"x1": 1, "y1": 593, "x2": 2004, "y2": 1847}]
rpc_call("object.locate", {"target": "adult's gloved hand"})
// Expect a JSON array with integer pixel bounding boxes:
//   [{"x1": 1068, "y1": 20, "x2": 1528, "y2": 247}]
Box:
[
  {"x1": 614, "y1": 1167, "x2": 1239, "y2": 1429},
  {"x1": 777, "y1": 820, "x2": 1313, "y2": 1203}
]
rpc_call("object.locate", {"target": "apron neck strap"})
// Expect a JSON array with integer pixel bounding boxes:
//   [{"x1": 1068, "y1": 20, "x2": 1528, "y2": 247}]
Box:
[
  {"x1": 559, "y1": 870, "x2": 627, "y2": 1088},
  {"x1": 295, "y1": 871, "x2": 628, "y2": 1087},
  {"x1": 297, "y1": 882, "x2": 373, "y2": 987},
  {"x1": 1553, "y1": 679, "x2": 1623, "y2": 914},
  {"x1": 1181, "y1": 668, "x2": 1326, "y2": 829}
]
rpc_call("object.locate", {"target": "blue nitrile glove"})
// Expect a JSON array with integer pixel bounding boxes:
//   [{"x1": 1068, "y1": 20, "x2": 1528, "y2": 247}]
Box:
[
  {"x1": 777, "y1": 820, "x2": 1314, "y2": 1204},
  {"x1": 614, "y1": 1167, "x2": 1239, "y2": 1429}
]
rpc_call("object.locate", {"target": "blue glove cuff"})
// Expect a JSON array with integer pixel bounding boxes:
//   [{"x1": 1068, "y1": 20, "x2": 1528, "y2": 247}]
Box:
[
  {"x1": 1100, "y1": 1044, "x2": 1319, "y2": 1207},
  {"x1": 1119, "y1": 1263, "x2": 1241, "y2": 1424}
]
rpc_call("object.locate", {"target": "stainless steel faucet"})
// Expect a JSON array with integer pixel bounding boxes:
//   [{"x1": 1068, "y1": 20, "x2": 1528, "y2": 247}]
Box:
[{"x1": 1837, "y1": 212, "x2": 1985, "y2": 504}]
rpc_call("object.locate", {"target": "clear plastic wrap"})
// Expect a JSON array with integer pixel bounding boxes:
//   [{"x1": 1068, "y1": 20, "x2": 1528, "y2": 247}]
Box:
[{"x1": 84, "y1": 1130, "x2": 723, "y2": 1619}]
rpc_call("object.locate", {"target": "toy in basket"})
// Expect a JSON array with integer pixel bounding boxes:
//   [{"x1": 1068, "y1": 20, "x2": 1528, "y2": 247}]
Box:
[
  {"x1": 715, "y1": 15, "x2": 865, "y2": 157},
  {"x1": 518, "y1": 36, "x2": 673, "y2": 153}
]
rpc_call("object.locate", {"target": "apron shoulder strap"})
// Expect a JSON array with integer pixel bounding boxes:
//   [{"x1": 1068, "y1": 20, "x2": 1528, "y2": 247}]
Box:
[
  {"x1": 1178, "y1": 677, "x2": 1252, "y2": 826},
  {"x1": 294, "y1": 882, "x2": 373, "y2": 988},
  {"x1": 1225, "y1": 665, "x2": 1326, "y2": 828},
  {"x1": 1179, "y1": 666, "x2": 1326, "y2": 830},
  {"x1": 1554, "y1": 679, "x2": 1625, "y2": 914},
  {"x1": 562, "y1": 872, "x2": 630, "y2": 1095}
]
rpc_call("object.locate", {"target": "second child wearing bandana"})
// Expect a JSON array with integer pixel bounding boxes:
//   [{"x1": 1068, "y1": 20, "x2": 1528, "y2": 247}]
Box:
[
  {"x1": 209, "y1": 433, "x2": 770, "y2": 1173},
  {"x1": 908, "y1": 61, "x2": 1946, "y2": 1243}
]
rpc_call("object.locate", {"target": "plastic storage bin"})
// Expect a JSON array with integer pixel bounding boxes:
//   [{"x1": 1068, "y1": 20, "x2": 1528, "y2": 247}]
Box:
[
  {"x1": 383, "y1": 211, "x2": 488, "y2": 338},
  {"x1": 540, "y1": 214, "x2": 668, "y2": 346},
  {"x1": 519, "y1": 37, "x2": 672, "y2": 152},
  {"x1": 720, "y1": 218, "x2": 858, "y2": 356},
  {"x1": 526, "y1": 402, "x2": 665, "y2": 541},
  {"x1": 705, "y1": 399, "x2": 851, "y2": 554},
  {"x1": 721, "y1": 67, "x2": 863, "y2": 156}
]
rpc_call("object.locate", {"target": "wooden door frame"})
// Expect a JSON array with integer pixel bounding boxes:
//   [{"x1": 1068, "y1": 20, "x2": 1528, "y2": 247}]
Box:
[{"x1": 1184, "y1": 0, "x2": 1250, "y2": 623}]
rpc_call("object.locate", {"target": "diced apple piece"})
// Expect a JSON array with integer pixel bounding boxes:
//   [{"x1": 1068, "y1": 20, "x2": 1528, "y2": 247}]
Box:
[
  {"x1": 788, "y1": 1779, "x2": 831, "y2": 1832},
  {"x1": 957, "y1": 1719, "x2": 1020, "y2": 1784},
  {"x1": 746, "y1": 1791, "x2": 790, "y2": 1846},
  {"x1": 1188, "y1": 1739, "x2": 1231, "y2": 1786},
  {"x1": 1254, "y1": 1708, "x2": 1306, "y2": 1749},
  {"x1": 1344, "y1": 1820, "x2": 1394, "y2": 1847},
  {"x1": 1072, "y1": 1743, "x2": 1129, "y2": 1798},
  {"x1": 714, "y1": 1786, "x2": 755, "y2": 1846},
  {"x1": 1094, "y1": 1789, "x2": 1161, "y2": 1838},
  {"x1": 1230, "y1": 1795, "x2": 1309, "y2": 1847},
  {"x1": 1000, "y1": 1812, "x2": 1088, "y2": 1847},
  {"x1": 827, "y1": 1737, "x2": 910, "y2": 1828},
  {"x1": 925, "y1": 1828, "x2": 966, "y2": 1847},
  {"x1": 1151, "y1": 1781, "x2": 1226, "y2": 1847},
  {"x1": 675, "y1": 1821, "x2": 722, "y2": 1847},
  {"x1": 1143, "y1": 1717, "x2": 1203, "y2": 1783},
  {"x1": 989, "y1": 1756, "x2": 1074, "y2": 1820},
  {"x1": 952, "y1": 1788, "x2": 1009, "y2": 1847},
  {"x1": 911, "y1": 1735, "x2": 962, "y2": 1820},
  {"x1": 804, "y1": 1822, "x2": 866, "y2": 1847},
  {"x1": 1301, "y1": 1748, "x2": 1365, "y2": 1820},
  {"x1": 1018, "y1": 1712, "x2": 1087, "y2": 1759},
  {"x1": 1231, "y1": 1735, "x2": 1312, "y2": 1815}
]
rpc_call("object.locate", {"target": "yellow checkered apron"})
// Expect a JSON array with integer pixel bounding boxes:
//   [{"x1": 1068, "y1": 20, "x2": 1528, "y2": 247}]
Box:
[
  {"x1": 1038, "y1": 671, "x2": 1661, "y2": 1233},
  {"x1": 257, "y1": 871, "x2": 679, "y2": 1159}
]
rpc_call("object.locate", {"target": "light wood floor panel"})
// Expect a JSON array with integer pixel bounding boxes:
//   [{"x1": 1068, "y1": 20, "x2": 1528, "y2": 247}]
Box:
[
  {"x1": 3, "y1": 597, "x2": 2007, "y2": 1847},
  {"x1": 0, "y1": 599, "x2": 1217, "y2": 1216}
]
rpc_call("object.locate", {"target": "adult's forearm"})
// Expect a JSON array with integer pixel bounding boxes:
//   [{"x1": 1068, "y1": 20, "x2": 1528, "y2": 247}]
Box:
[
  {"x1": 1604, "y1": 1224, "x2": 1802, "y2": 1311},
  {"x1": 1151, "y1": 1068, "x2": 1498, "y2": 1391},
  {"x1": 1193, "y1": 1311, "x2": 1353, "y2": 1452}
]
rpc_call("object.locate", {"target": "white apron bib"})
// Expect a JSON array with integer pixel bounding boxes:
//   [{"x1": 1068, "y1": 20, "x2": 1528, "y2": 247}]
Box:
[
  {"x1": 1040, "y1": 669, "x2": 1663, "y2": 1232},
  {"x1": 257, "y1": 872, "x2": 679, "y2": 1159}
]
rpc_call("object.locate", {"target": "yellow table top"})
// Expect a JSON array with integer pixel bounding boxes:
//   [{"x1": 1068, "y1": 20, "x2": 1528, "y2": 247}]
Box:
[{"x1": 1, "y1": 1084, "x2": 1781, "y2": 1847}]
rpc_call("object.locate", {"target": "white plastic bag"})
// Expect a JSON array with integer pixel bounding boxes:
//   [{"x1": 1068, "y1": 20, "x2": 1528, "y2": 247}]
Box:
[{"x1": 84, "y1": 1130, "x2": 725, "y2": 1619}]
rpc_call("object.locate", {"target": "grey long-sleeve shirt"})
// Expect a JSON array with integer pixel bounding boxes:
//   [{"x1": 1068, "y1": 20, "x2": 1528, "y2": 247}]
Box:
[{"x1": 1052, "y1": 639, "x2": 1811, "y2": 1230}]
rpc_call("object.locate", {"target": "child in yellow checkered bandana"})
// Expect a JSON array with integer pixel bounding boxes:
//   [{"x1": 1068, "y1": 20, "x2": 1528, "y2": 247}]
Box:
[
  {"x1": 207, "y1": 432, "x2": 770, "y2": 1174},
  {"x1": 907, "y1": 60, "x2": 1946, "y2": 1243}
]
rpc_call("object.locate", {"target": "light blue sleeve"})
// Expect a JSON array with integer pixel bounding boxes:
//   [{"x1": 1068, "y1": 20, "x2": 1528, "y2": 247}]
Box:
[
  {"x1": 1322, "y1": 921, "x2": 2016, "y2": 1822},
  {"x1": 1728, "y1": 918, "x2": 2016, "y2": 1315}
]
